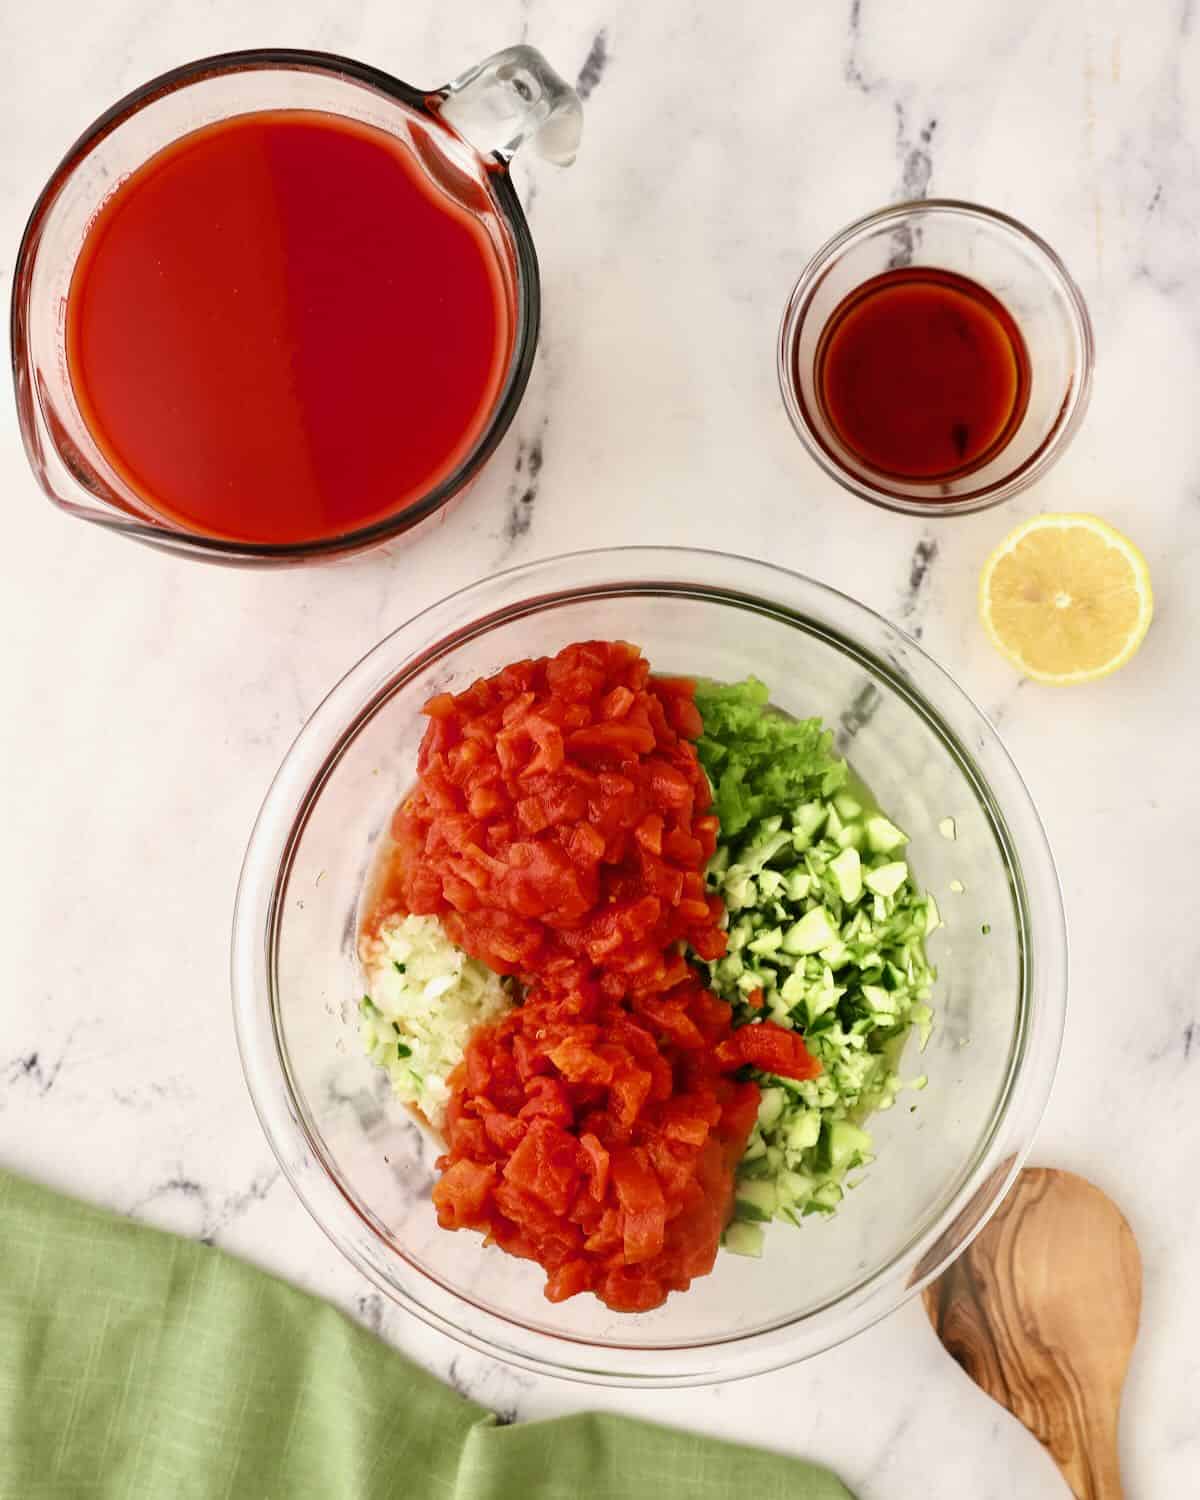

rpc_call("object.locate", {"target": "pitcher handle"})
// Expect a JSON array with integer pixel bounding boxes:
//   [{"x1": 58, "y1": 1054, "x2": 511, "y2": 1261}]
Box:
[{"x1": 436, "y1": 45, "x2": 582, "y2": 167}]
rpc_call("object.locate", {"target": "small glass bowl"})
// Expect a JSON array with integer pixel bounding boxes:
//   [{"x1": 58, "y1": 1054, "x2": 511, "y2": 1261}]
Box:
[
  {"x1": 231, "y1": 547, "x2": 1067, "y2": 1386},
  {"x1": 778, "y1": 200, "x2": 1094, "y2": 516}
]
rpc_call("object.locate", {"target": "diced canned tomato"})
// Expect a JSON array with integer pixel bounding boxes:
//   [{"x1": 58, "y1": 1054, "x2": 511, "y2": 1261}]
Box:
[
  {"x1": 402, "y1": 643, "x2": 823, "y2": 1311},
  {"x1": 392, "y1": 642, "x2": 726, "y2": 991},
  {"x1": 431, "y1": 979, "x2": 761, "y2": 1311}
]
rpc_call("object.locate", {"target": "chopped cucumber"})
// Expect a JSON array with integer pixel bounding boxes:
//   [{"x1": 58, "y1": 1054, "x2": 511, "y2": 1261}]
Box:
[
  {"x1": 829, "y1": 846, "x2": 863, "y2": 903},
  {"x1": 824, "y1": 1120, "x2": 872, "y2": 1172},
  {"x1": 806, "y1": 981, "x2": 842, "y2": 1024},
  {"x1": 745, "y1": 830, "x2": 792, "y2": 871},
  {"x1": 864, "y1": 861, "x2": 909, "y2": 898},
  {"x1": 785, "y1": 1110, "x2": 821, "y2": 1152},
  {"x1": 778, "y1": 1169, "x2": 816, "y2": 1203},
  {"x1": 741, "y1": 1131, "x2": 767, "y2": 1163},
  {"x1": 723, "y1": 869, "x2": 756, "y2": 910},
  {"x1": 785, "y1": 869, "x2": 812, "y2": 902},
  {"x1": 861, "y1": 983, "x2": 897, "y2": 1016},
  {"x1": 723, "y1": 1220, "x2": 765, "y2": 1257},
  {"x1": 691, "y1": 677, "x2": 938, "y2": 1246},
  {"x1": 783, "y1": 906, "x2": 837, "y2": 955},
  {"x1": 808, "y1": 1181, "x2": 845, "y2": 1213},
  {"x1": 735, "y1": 1178, "x2": 778, "y2": 1218},
  {"x1": 793, "y1": 802, "x2": 828, "y2": 838},
  {"x1": 757, "y1": 1086, "x2": 787, "y2": 1130},
  {"x1": 865, "y1": 815, "x2": 909, "y2": 853},
  {"x1": 748, "y1": 926, "x2": 784, "y2": 956}
]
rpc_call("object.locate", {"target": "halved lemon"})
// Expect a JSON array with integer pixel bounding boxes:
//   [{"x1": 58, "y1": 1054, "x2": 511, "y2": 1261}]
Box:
[{"x1": 979, "y1": 514, "x2": 1154, "y2": 684}]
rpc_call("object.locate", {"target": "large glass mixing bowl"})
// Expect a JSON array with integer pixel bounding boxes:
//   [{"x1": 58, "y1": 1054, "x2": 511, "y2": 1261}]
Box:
[{"x1": 232, "y1": 548, "x2": 1066, "y2": 1385}]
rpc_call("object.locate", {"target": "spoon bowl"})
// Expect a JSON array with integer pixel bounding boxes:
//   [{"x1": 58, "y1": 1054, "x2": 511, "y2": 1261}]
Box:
[{"x1": 924, "y1": 1167, "x2": 1142, "y2": 1499}]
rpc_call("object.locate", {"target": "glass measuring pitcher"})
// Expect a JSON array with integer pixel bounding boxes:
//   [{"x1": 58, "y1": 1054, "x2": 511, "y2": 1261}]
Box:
[{"x1": 12, "y1": 46, "x2": 582, "y2": 564}]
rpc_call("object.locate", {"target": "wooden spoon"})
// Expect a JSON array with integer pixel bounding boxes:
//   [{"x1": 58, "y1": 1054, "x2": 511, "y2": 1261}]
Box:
[{"x1": 923, "y1": 1167, "x2": 1141, "y2": 1500}]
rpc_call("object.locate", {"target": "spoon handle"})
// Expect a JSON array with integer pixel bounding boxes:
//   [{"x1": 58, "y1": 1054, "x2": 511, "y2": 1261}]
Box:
[{"x1": 1056, "y1": 1410, "x2": 1122, "y2": 1500}]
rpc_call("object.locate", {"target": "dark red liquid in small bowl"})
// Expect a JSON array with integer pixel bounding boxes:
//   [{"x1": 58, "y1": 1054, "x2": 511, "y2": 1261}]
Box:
[
  {"x1": 66, "y1": 110, "x2": 515, "y2": 547},
  {"x1": 808, "y1": 267, "x2": 1030, "y2": 486}
]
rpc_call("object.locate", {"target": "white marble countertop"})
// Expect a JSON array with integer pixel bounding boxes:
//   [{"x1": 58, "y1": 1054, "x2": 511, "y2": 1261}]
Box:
[{"x1": 3, "y1": 1, "x2": 1198, "y2": 1494}]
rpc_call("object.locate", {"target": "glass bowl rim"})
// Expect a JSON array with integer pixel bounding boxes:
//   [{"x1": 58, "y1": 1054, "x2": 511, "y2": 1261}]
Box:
[
  {"x1": 231, "y1": 545, "x2": 1068, "y2": 1384},
  {"x1": 776, "y1": 198, "x2": 1095, "y2": 518}
]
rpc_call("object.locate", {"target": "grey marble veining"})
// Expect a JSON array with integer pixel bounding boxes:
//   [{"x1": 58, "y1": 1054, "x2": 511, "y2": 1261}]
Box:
[{"x1": 3, "y1": 1, "x2": 1199, "y2": 1495}]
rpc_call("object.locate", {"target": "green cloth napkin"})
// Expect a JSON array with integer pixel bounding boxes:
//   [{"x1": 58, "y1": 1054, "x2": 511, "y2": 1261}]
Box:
[{"x1": 0, "y1": 1168, "x2": 855, "y2": 1499}]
